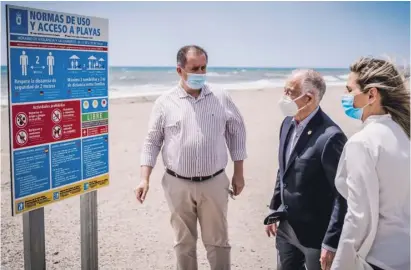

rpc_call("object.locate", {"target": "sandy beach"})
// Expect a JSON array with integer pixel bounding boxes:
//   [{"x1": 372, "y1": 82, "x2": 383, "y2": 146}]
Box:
[{"x1": 1, "y1": 86, "x2": 362, "y2": 270}]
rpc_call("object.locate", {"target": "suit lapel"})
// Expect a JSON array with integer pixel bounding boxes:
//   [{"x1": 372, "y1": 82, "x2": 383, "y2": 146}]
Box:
[
  {"x1": 279, "y1": 118, "x2": 293, "y2": 175},
  {"x1": 283, "y1": 108, "x2": 323, "y2": 175}
]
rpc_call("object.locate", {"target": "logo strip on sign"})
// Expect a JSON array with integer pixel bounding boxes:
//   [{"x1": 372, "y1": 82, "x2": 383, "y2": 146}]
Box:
[{"x1": 6, "y1": 5, "x2": 110, "y2": 216}]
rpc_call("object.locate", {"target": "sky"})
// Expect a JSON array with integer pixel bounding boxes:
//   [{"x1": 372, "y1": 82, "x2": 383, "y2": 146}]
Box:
[{"x1": 1, "y1": 1, "x2": 410, "y2": 68}]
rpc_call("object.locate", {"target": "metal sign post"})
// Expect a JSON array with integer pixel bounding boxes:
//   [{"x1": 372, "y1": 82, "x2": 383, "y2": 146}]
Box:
[
  {"x1": 23, "y1": 208, "x2": 46, "y2": 270},
  {"x1": 81, "y1": 190, "x2": 99, "y2": 269}
]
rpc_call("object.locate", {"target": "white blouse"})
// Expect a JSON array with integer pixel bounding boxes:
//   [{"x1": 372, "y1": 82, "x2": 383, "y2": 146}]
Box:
[{"x1": 331, "y1": 114, "x2": 410, "y2": 270}]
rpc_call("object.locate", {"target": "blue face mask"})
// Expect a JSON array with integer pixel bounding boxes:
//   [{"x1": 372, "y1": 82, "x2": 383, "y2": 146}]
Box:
[
  {"x1": 341, "y1": 94, "x2": 364, "y2": 120},
  {"x1": 185, "y1": 73, "x2": 206, "y2": 89}
]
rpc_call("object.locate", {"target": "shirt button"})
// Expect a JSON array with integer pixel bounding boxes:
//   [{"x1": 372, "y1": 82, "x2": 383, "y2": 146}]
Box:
[
  {"x1": 283, "y1": 183, "x2": 287, "y2": 188},
  {"x1": 285, "y1": 205, "x2": 289, "y2": 210}
]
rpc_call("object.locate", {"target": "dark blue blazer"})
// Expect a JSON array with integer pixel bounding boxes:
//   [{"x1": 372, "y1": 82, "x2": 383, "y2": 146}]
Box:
[{"x1": 270, "y1": 107, "x2": 348, "y2": 250}]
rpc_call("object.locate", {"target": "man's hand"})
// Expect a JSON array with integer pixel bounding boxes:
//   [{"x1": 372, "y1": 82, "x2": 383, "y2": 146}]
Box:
[
  {"x1": 135, "y1": 179, "x2": 149, "y2": 204},
  {"x1": 320, "y1": 248, "x2": 336, "y2": 270},
  {"x1": 231, "y1": 174, "x2": 245, "y2": 196},
  {"x1": 265, "y1": 223, "x2": 278, "y2": 237}
]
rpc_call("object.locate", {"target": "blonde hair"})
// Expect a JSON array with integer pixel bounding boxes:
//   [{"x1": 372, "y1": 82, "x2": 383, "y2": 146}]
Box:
[{"x1": 350, "y1": 57, "x2": 410, "y2": 138}]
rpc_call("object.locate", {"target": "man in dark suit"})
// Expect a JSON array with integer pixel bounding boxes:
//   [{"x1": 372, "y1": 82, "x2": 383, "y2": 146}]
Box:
[{"x1": 264, "y1": 69, "x2": 348, "y2": 270}]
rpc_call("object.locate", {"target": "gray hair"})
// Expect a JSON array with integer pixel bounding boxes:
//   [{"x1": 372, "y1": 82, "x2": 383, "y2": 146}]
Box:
[
  {"x1": 290, "y1": 69, "x2": 327, "y2": 101},
  {"x1": 176, "y1": 45, "x2": 208, "y2": 68}
]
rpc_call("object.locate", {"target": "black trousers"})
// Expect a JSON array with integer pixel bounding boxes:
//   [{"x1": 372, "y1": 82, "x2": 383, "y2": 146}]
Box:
[
  {"x1": 370, "y1": 264, "x2": 384, "y2": 270},
  {"x1": 275, "y1": 255, "x2": 385, "y2": 270},
  {"x1": 275, "y1": 221, "x2": 321, "y2": 270}
]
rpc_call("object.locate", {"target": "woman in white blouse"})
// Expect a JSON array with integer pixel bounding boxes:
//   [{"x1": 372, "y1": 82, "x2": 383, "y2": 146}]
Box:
[{"x1": 331, "y1": 57, "x2": 410, "y2": 270}]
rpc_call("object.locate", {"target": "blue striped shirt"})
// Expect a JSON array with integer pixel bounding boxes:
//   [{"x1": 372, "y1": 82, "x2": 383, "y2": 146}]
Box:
[{"x1": 140, "y1": 83, "x2": 247, "y2": 177}]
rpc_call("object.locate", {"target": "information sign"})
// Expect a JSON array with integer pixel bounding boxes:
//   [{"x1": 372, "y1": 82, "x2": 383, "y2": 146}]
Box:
[{"x1": 6, "y1": 5, "x2": 110, "y2": 215}]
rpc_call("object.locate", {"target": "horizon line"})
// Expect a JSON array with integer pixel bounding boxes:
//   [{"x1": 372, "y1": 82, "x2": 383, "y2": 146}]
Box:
[{"x1": 0, "y1": 65, "x2": 349, "y2": 69}]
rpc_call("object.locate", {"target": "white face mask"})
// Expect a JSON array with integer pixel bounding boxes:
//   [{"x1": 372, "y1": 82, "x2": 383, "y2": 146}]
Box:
[{"x1": 278, "y1": 94, "x2": 306, "y2": 117}]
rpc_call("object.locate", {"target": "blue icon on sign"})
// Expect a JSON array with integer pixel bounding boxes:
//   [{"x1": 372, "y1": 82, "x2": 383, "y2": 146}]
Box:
[
  {"x1": 9, "y1": 8, "x2": 28, "y2": 34},
  {"x1": 17, "y1": 202, "x2": 24, "y2": 211},
  {"x1": 84, "y1": 183, "x2": 89, "y2": 191},
  {"x1": 53, "y1": 192, "x2": 60, "y2": 200}
]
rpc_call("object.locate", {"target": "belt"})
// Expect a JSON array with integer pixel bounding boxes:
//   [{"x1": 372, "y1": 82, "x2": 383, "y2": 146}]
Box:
[{"x1": 166, "y1": 168, "x2": 224, "y2": 182}]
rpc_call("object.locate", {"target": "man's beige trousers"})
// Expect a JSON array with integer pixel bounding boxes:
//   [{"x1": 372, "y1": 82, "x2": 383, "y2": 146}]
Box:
[{"x1": 161, "y1": 171, "x2": 231, "y2": 270}]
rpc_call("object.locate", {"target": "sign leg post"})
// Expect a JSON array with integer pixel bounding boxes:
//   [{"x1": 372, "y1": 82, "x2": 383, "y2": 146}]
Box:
[
  {"x1": 80, "y1": 190, "x2": 98, "y2": 270},
  {"x1": 23, "y1": 208, "x2": 46, "y2": 270}
]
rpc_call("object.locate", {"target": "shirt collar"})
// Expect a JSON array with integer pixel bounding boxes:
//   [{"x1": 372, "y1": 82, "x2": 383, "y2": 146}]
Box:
[
  {"x1": 177, "y1": 82, "x2": 211, "y2": 99},
  {"x1": 362, "y1": 113, "x2": 392, "y2": 127},
  {"x1": 292, "y1": 106, "x2": 320, "y2": 129}
]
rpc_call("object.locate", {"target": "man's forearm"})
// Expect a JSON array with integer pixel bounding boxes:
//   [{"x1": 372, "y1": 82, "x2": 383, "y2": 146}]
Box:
[
  {"x1": 139, "y1": 137, "x2": 162, "y2": 178},
  {"x1": 233, "y1": 160, "x2": 244, "y2": 176},
  {"x1": 140, "y1": 165, "x2": 153, "y2": 182}
]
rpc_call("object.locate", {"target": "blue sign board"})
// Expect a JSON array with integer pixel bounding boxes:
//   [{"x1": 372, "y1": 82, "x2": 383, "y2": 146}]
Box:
[{"x1": 6, "y1": 5, "x2": 110, "y2": 216}]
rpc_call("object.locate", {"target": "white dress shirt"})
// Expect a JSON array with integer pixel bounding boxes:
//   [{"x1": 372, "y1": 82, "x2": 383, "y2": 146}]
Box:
[
  {"x1": 140, "y1": 84, "x2": 247, "y2": 177},
  {"x1": 331, "y1": 114, "x2": 410, "y2": 270},
  {"x1": 285, "y1": 106, "x2": 319, "y2": 164}
]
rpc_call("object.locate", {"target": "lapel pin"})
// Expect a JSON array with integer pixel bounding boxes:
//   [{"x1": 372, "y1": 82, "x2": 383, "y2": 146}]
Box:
[{"x1": 307, "y1": 130, "x2": 312, "y2": 135}]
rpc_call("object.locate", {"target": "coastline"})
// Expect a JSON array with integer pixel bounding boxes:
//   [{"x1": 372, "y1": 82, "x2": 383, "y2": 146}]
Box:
[
  {"x1": 0, "y1": 82, "x2": 350, "y2": 108},
  {"x1": 0, "y1": 86, "x2": 271, "y2": 108}
]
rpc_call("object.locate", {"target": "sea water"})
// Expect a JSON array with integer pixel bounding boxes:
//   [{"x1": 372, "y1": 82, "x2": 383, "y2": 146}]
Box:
[{"x1": 0, "y1": 66, "x2": 349, "y2": 105}]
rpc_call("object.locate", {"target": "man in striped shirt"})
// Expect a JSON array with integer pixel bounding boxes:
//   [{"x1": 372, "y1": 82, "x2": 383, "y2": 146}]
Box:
[{"x1": 135, "y1": 45, "x2": 247, "y2": 270}]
